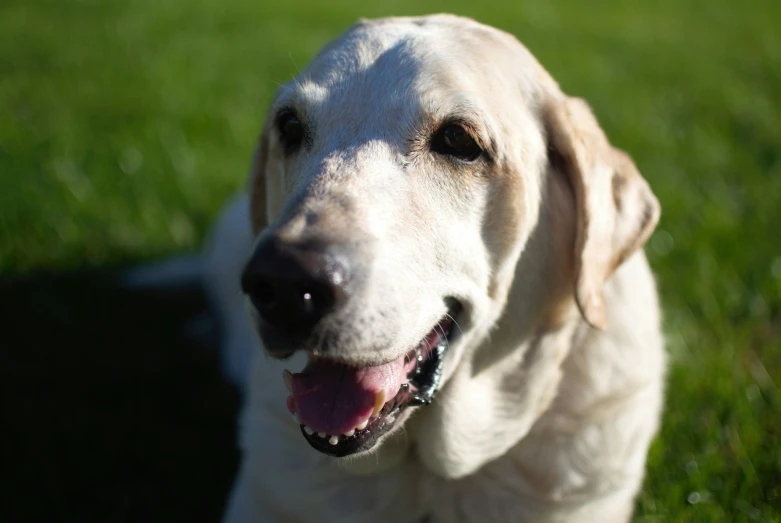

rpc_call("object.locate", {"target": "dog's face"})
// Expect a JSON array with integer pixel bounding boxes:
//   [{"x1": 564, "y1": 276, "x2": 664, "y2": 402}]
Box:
[{"x1": 242, "y1": 15, "x2": 659, "y2": 476}]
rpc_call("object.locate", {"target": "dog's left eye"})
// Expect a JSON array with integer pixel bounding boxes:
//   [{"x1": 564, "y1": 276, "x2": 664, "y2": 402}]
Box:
[
  {"x1": 431, "y1": 124, "x2": 482, "y2": 162},
  {"x1": 277, "y1": 112, "x2": 304, "y2": 154}
]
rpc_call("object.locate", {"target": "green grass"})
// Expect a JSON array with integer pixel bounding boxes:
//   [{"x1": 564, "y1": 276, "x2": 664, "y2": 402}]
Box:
[{"x1": 1, "y1": 0, "x2": 780, "y2": 521}]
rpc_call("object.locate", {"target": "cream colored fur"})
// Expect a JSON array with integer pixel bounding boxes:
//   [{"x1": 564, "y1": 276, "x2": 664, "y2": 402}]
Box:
[{"x1": 207, "y1": 14, "x2": 666, "y2": 523}]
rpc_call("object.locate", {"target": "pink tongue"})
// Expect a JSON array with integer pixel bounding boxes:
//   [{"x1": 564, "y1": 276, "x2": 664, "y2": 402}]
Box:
[{"x1": 291, "y1": 355, "x2": 407, "y2": 435}]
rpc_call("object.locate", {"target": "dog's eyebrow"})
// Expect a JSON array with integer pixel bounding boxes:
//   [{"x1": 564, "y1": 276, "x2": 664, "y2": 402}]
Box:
[{"x1": 270, "y1": 80, "x2": 325, "y2": 118}]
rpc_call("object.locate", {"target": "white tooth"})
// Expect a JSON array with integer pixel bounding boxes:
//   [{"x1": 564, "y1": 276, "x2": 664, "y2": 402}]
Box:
[
  {"x1": 329, "y1": 435, "x2": 339, "y2": 445},
  {"x1": 304, "y1": 426, "x2": 313, "y2": 435},
  {"x1": 293, "y1": 413, "x2": 301, "y2": 424},
  {"x1": 356, "y1": 419, "x2": 368, "y2": 431},
  {"x1": 283, "y1": 369, "x2": 294, "y2": 394},
  {"x1": 318, "y1": 432, "x2": 326, "y2": 438},
  {"x1": 343, "y1": 429, "x2": 355, "y2": 437},
  {"x1": 372, "y1": 390, "x2": 386, "y2": 417}
]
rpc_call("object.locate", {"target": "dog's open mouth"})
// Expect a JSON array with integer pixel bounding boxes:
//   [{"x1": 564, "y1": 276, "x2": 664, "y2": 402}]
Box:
[{"x1": 283, "y1": 305, "x2": 460, "y2": 457}]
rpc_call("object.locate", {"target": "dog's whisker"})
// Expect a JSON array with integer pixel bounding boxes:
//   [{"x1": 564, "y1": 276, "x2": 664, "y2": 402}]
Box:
[
  {"x1": 435, "y1": 322, "x2": 447, "y2": 339},
  {"x1": 288, "y1": 51, "x2": 302, "y2": 76},
  {"x1": 445, "y1": 313, "x2": 464, "y2": 338}
]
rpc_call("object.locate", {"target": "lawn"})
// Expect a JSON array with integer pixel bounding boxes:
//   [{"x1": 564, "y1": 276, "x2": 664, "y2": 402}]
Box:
[{"x1": 1, "y1": 0, "x2": 779, "y2": 521}]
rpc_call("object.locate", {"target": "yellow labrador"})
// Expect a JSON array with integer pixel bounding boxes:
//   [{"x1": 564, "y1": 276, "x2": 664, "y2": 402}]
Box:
[{"x1": 206, "y1": 14, "x2": 665, "y2": 523}]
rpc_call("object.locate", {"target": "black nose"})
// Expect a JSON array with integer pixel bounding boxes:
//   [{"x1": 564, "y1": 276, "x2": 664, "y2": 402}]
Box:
[{"x1": 241, "y1": 238, "x2": 349, "y2": 334}]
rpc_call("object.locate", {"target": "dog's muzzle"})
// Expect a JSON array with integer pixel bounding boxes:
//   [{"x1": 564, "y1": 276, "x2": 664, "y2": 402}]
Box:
[{"x1": 241, "y1": 234, "x2": 461, "y2": 457}]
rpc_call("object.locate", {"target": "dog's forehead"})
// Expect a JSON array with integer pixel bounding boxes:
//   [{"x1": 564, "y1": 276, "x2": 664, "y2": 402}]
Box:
[{"x1": 273, "y1": 17, "x2": 541, "y2": 136}]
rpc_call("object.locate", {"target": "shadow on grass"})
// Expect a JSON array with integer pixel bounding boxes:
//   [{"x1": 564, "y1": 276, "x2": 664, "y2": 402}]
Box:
[{"x1": 0, "y1": 268, "x2": 240, "y2": 522}]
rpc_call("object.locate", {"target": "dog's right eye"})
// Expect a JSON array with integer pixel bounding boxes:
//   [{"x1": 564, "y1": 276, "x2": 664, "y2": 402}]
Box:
[
  {"x1": 277, "y1": 112, "x2": 304, "y2": 154},
  {"x1": 431, "y1": 123, "x2": 482, "y2": 163}
]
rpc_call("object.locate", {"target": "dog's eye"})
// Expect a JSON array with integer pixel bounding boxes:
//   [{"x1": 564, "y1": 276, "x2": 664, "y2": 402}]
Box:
[
  {"x1": 277, "y1": 112, "x2": 304, "y2": 153},
  {"x1": 431, "y1": 124, "x2": 482, "y2": 162}
]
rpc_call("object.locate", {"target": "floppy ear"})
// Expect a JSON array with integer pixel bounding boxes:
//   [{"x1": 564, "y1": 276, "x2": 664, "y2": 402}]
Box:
[
  {"x1": 247, "y1": 121, "x2": 272, "y2": 235},
  {"x1": 544, "y1": 96, "x2": 660, "y2": 329}
]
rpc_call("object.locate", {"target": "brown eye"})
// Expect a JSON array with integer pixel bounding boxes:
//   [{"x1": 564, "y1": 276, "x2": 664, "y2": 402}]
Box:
[
  {"x1": 277, "y1": 111, "x2": 304, "y2": 153},
  {"x1": 431, "y1": 124, "x2": 482, "y2": 162}
]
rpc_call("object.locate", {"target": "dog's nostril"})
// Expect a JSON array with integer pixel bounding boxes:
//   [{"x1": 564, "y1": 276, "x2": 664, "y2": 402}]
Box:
[
  {"x1": 246, "y1": 277, "x2": 338, "y2": 324},
  {"x1": 250, "y1": 281, "x2": 277, "y2": 308}
]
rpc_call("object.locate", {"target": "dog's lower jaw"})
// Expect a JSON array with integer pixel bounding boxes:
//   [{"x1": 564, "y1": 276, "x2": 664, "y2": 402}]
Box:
[{"x1": 337, "y1": 428, "x2": 412, "y2": 476}]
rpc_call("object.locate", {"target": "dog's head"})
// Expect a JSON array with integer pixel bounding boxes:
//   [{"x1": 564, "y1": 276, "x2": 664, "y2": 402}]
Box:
[{"x1": 241, "y1": 15, "x2": 659, "y2": 476}]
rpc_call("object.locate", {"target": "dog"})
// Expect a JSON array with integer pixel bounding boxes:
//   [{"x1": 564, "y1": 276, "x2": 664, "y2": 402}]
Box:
[{"x1": 204, "y1": 14, "x2": 666, "y2": 523}]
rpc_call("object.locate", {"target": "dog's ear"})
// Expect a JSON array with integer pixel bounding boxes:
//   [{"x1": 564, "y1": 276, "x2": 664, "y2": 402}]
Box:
[
  {"x1": 544, "y1": 96, "x2": 660, "y2": 329},
  {"x1": 248, "y1": 122, "x2": 272, "y2": 235}
]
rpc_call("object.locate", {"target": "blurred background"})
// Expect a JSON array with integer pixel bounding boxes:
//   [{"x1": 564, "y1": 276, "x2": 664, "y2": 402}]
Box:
[{"x1": 1, "y1": 0, "x2": 779, "y2": 521}]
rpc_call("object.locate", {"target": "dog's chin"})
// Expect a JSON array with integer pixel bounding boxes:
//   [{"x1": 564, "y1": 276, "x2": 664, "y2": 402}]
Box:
[
  {"x1": 268, "y1": 300, "x2": 462, "y2": 459},
  {"x1": 336, "y1": 413, "x2": 415, "y2": 475}
]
